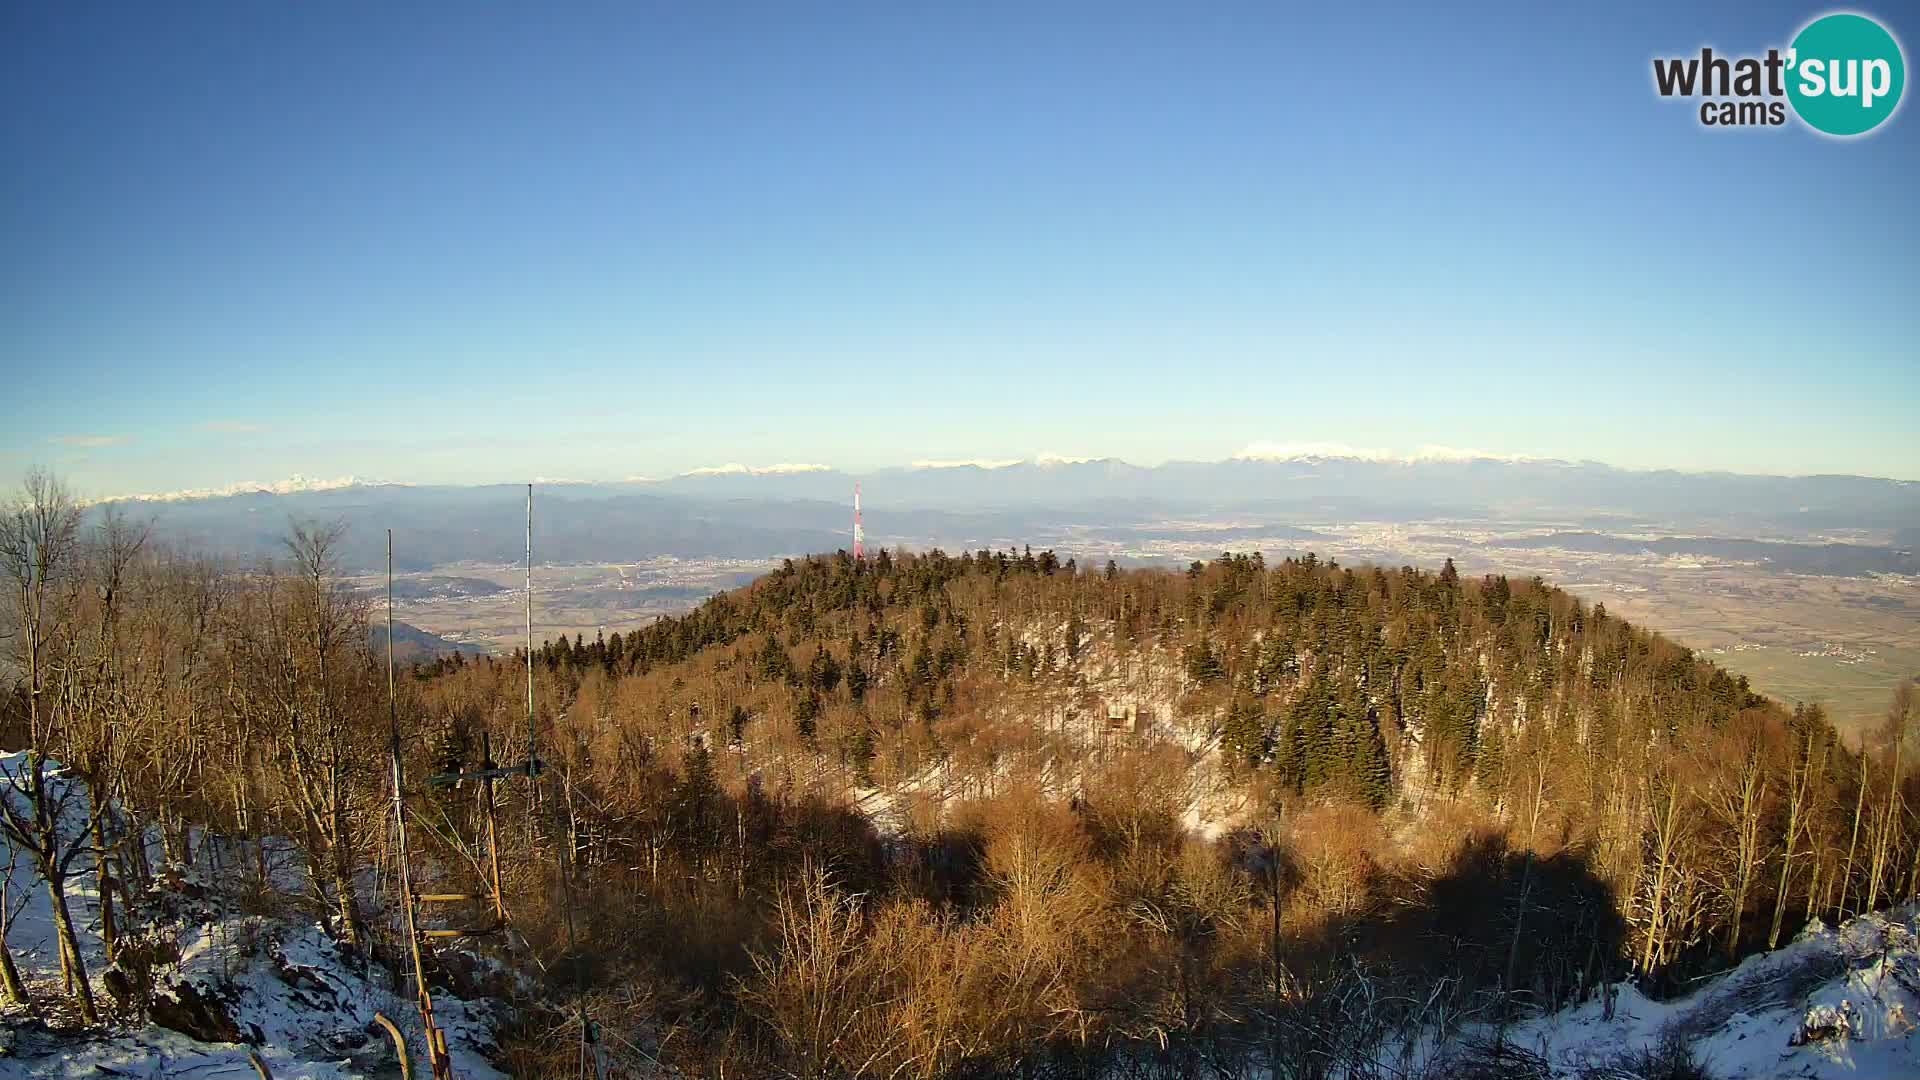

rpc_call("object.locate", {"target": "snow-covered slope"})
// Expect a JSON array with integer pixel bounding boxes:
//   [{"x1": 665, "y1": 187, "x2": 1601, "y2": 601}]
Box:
[
  {"x1": 0, "y1": 753, "x2": 505, "y2": 1078},
  {"x1": 1502, "y1": 906, "x2": 1920, "y2": 1079}
]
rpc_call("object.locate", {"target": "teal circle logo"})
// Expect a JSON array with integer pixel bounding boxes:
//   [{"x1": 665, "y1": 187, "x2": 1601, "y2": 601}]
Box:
[{"x1": 1786, "y1": 13, "x2": 1906, "y2": 136}]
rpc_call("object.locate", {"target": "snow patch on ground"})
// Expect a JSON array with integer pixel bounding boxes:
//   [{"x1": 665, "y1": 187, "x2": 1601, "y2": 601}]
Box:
[
  {"x1": 1500, "y1": 905, "x2": 1920, "y2": 1078},
  {"x1": 0, "y1": 752, "x2": 506, "y2": 1078}
]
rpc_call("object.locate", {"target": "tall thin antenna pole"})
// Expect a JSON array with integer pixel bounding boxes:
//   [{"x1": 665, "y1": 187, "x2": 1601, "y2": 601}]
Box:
[
  {"x1": 387, "y1": 528, "x2": 396, "y2": 763},
  {"x1": 853, "y1": 482, "x2": 864, "y2": 561},
  {"x1": 527, "y1": 482, "x2": 535, "y2": 768}
]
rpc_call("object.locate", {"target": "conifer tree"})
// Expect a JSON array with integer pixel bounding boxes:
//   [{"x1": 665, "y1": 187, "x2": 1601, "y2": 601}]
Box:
[
  {"x1": 1292, "y1": 671, "x2": 1336, "y2": 790},
  {"x1": 1223, "y1": 696, "x2": 1271, "y2": 769},
  {"x1": 672, "y1": 739, "x2": 721, "y2": 861},
  {"x1": 1184, "y1": 641, "x2": 1224, "y2": 684}
]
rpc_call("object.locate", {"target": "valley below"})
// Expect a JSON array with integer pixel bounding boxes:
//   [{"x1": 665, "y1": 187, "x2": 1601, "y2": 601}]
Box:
[{"x1": 355, "y1": 556, "x2": 778, "y2": 654}]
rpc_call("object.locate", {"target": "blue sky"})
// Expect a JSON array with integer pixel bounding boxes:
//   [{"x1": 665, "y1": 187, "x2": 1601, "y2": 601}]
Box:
[{"x1": 3, "y1": 1, "x2": 1915, "y2": 496}]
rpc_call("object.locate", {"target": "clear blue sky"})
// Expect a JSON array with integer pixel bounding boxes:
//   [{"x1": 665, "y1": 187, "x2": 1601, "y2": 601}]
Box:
[{"x1": 3, "y1": 1, "x2": 1915, "y2": 495}]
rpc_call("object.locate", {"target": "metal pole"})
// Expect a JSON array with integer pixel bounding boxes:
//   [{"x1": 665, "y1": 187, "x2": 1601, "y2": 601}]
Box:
[
  {"x1": 527, "y1": 482, "x2": 535, "y2": 765},
  {"x1": 388, "y1": 527, "x2": 397, "y2": 788},
  {"x1": 526, "y1": 483, "x2": 537, "y2": 848}
]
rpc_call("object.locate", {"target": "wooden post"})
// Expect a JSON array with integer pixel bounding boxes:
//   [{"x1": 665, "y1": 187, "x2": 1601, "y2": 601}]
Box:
[{"x1": 246, "y1": 1050, "x2": 274, "y2": 1080}]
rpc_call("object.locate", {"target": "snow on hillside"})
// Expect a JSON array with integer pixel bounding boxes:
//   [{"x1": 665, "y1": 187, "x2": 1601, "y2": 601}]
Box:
[
  {"x1": 1232, "y1": 440, "x2": 1551, "y2": 466},
  {"x1": 0, "y1": 753, "x2": 505, "y2": 1078},
  {"x1": 1498, "y1": 905, "x2": 1920, "y2": 1079}
]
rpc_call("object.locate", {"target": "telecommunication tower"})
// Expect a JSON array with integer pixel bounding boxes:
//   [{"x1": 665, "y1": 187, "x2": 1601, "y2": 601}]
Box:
[{"x1": 853, "y1": 482, "x2": 865, "y2": 560}]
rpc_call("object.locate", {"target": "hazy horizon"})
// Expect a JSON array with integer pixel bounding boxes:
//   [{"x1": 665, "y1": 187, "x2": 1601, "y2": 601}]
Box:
[{"x1": 31, "y1": 439, "x2": 1920, "y2": 505}]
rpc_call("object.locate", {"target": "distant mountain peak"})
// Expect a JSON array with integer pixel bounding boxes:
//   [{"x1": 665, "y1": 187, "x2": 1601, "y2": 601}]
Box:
[
  {"x1": 1232, "y1": 441, "x2": 1549, "y2": 466},
  {"x1": 911, "y1": 458, "x2": 1024, "y2": 470},
  {"x1": 102, "y1": 474, "x2": 401, "y2": 504},
  {"x1": 908, "y1": 455, "x2": 1116, "y2": 471},
  {"x1": 682, "y1": 463, "x2": 834, "y2": 477}
]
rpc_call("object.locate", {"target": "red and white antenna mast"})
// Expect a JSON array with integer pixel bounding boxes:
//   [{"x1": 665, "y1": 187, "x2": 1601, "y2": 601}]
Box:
[{"x1": 853, "y1": 482, "x2": 865, "y2": 560}]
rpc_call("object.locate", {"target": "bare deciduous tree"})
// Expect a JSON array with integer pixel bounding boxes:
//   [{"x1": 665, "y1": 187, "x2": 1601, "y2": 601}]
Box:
[
  {"x1": 223, "y1": 519, "x2": 377, "y2": 945},
  {"x1": 0, "y1": 468, "x2": 103, "y2": 1022}
]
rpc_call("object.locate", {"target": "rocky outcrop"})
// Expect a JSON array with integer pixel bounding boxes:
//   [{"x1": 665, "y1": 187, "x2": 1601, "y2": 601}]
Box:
[{"x1": 149, "y1": 978, "x2": 244, "y2": 1044}]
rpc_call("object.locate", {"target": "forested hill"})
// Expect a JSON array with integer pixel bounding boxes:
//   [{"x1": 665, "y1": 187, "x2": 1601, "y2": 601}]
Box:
[{"x1": 462, "y1": 546, "x2": 1773, "y2": 813}]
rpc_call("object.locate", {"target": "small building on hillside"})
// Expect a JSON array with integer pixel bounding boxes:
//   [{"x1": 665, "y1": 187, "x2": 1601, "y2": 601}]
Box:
[{"x1": 1104, "y1": 701, "x2": 1148, "y2": 734}]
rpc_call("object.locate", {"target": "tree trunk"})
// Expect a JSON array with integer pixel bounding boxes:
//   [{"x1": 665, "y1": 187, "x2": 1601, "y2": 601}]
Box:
[
  {"x1": 1729, "y1": 873, "x2": 1749, "y2": 959},
  {"x1": 1640, "y1": 778, "x2": 1681, "y2": 975},
  {"x1": 90, "y1": 797, "x2": 117, "y2": 965},
  {"x1": 332, "y1": 849, "x2": 364, "y2": 948},
  {"x1": 1772, "y1": 733, "x2": 1816, "y2": 949},
  {"x1": 1842, "y1": 754, "x2": 1869, "y2": 916},
  {"x1": 1727, "y1": 773, "x2": 1766, "y2": 961},
  {"x1": 125, "y1": 803, "x2": 152, "y2": 895},
  {"x1": 1867, "y1": 733, "x2": 1904, "y2": 913},
  {"x1": 45, "y1": 872, "x2": 99, "y2": 1024},
  {"x1": 1770, "y1": 820, "x2": 1798, "y2": 949},
  {"x1": 1804, "y1": 847, "x2": 1823, "y2": 925},
  {"x1": 0, "y1": 938, "x2": 25, "y2": 1005},
  {"x1": 161, "y1": 808, "x2": 193, "y2": 870},
  {"x1": 1505, "y1": 853, "x2": 1534, "y2": 1019},
  {"x1": 0, "y1": 889, "x2": 26, "y2": 1005}
]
